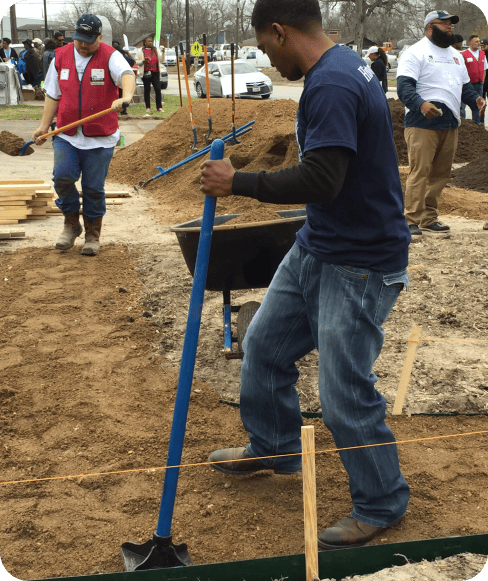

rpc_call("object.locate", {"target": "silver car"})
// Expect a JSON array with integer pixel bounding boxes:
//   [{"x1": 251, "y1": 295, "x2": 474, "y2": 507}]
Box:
[{"x1": 193, "y1": 60, "x2": 273, "y2": 99}]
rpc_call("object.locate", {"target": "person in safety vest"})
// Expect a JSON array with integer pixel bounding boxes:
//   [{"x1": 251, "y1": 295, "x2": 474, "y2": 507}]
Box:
[
  {"x1": 460, "y1": 34, "x2": 488, "y2": 125},
  {"x1": 31, "y1": 14, "x2": 136, "y2": 256}
]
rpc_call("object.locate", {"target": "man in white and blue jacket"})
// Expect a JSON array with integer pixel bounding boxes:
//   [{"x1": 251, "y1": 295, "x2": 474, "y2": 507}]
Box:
[{"x1": 397, "y1": 10, "x2": 486, "y2": 236}]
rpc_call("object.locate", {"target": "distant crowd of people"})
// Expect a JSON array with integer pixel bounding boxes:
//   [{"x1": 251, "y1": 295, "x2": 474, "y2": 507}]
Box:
[{"x1": 0, "y1": 33, "x2": 137, "y2": 100}]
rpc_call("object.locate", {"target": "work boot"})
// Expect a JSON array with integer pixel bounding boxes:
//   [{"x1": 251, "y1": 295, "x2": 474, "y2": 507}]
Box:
[
  {"x1": 55, "y1": 211, "x2": 82, "y2": 250},
  {"x1": 318, "y1": 515, "x2": 404, "y2": 550},
  {"x1": 208, "y1": 447, "x2": 301, "y2": 475},
  {"x1": 81, "y1": 215, "x2": 102, "y2": 256}
]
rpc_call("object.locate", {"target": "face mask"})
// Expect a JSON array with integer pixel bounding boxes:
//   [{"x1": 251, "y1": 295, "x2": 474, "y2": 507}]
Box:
[{"x1": 431, "y1": 24, "x2": 455, "y2": 48}]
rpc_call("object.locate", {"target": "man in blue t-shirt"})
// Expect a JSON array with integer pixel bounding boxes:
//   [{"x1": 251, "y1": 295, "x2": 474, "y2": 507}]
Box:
[{"x1": 200, "y1": 0, "x2": 410, "y2": 550}]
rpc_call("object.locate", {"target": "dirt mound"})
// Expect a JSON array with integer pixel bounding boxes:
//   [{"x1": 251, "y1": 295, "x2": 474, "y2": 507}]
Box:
[
  {"x1": 0, "y1": 130, "x2": 34, "y2": 156},
  {"x1": 398, "y1": 167, "x2": 488, "y2": 220},
  {"x1": 388, "y1": 99, "x2": 488, "y2": 166},
  {"x1": 451, "y1": 156, "x2": 487, "y2": 192},
  {"x1": 108, "y1": 98, "x2": 488, "y2": 224},
  {"x1": 107, "y1": 99, "x2": 302, "y2": 224}
]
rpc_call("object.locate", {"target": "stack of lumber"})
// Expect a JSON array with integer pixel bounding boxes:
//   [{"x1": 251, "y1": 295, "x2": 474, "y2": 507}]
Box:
[
  {"x1": 47, "y1": 190, "x2": 132, "y2": 214},
  {"x1": 0, "y1": 180, "x2": 54, "y2": 224},
  {"x1": 0, "y1": 180, "x2": 132, "y2": 222}
]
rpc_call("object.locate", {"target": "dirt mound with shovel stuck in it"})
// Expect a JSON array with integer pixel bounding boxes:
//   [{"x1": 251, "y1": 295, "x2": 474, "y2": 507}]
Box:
[
  {"x1": 108, "y1": 98, "x2": 488, "y2": 225},
  {"x1": 107, "y1": 99, "x2": 304, "y2": 225}
]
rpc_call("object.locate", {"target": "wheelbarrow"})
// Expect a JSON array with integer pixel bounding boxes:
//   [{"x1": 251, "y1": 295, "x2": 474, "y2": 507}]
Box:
[{"x1": 170, "y1": 209, "x2": 306, "y2": 358}]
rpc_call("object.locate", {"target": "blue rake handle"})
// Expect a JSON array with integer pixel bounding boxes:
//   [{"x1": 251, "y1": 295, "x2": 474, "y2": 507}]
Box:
[{"x1": 156, "y1": 138, "x2": 225, "y2": 537}]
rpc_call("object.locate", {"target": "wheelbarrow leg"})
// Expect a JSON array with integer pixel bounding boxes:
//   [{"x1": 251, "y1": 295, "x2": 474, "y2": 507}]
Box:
[{"x1": 223, "y1": 290, "x2": 232, "y2": 355}]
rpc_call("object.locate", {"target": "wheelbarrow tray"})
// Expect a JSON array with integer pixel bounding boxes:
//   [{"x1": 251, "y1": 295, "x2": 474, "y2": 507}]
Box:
[{"x1": 170, "y1": 209, "x2": 306, "y2": 292}]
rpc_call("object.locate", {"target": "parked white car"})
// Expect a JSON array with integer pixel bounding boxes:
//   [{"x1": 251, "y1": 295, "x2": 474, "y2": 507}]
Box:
[
  {"x1": 165, "y1": 49, "x2": 176, "y2": 66},
  {"x1": 243, "y1": 48, "x2": 271, "y2": 68},
  {"x1": 214, "y1": 44, "x2": 232, "y2": 60},
  {"x1": 193, "y1": 59, "x2": 272, "y2": 99}
]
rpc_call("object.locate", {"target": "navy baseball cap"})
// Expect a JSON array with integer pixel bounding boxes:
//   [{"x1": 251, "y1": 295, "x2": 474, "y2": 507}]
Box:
[
  {"x1": 424, "y1": 10, "x2": 459, "y2": 28},
  {"x1": 73, "y1": 14, "x2": 102, "y2": 44}
]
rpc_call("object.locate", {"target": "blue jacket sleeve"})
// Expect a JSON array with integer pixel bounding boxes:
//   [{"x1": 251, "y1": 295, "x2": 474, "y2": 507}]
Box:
[
  {"x1": 397, "y1": 75, "x2": 426, "y2": 111},
  {"x1": 461, "y1": 82, "x2": 481, "y2": 109}
]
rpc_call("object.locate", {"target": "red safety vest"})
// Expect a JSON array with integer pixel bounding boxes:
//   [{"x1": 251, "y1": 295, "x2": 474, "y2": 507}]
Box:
[
  {"x1": 55, "y1": 42, "x2": 119, "y2": 136},
  {"x1": 462, "y1": 49, "x2": 485, "y2": 84}
]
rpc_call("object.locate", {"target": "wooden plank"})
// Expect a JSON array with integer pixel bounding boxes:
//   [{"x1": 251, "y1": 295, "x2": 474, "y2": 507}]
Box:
[
  {"x1": 392, "y1": 324, "x2": 423, "y2": 415},
  {"x1": 0, "y1": 220, "x2": 19, "y2": 224},
  {"x1": 76, "y1": 190, "x2": 131, "y2": 197},
  {"x1": 35, "y1": 189, "x2": 55, "y2": 195},
  {"x1": 25, "y1": 215, "x2": 49, "y2": 220},
  {"x1": 0, "y1": 209, "x2": 33, "y2": 217},
  {"x1": 0, "y1": 185, "x2": 49, "y2": 192},
  {"x1": 29, "y1": 208, "x2": 48, "y2": 215},
  {"x1": 0, "y1": 195, "x2": 35, "y2": 201},
  {"x1": 0, "y1": 201, "x2": 28, "y2": 206},
  {"x1": 302, "y1": 425, "x2": 319, "y2": 581},
  {"x1": 0, "y1": 231, "x2": 25, "y2": 239},
  {"x1": 28, "y1": 201, "x2": 49, "y2": 207},
  {"x1": 0, "y1": 180, "x2": 45, "y2": 185}
]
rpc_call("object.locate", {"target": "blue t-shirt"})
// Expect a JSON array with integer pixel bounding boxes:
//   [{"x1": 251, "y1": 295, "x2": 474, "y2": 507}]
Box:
[{"x1": 295, "y1": 44, "x2": 410, "y2": 272}]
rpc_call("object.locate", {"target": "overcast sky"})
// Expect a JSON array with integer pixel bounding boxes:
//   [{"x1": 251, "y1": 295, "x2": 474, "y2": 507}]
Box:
[{"x1": 1, "y1": 0, "x2": 65, "y2": 22}]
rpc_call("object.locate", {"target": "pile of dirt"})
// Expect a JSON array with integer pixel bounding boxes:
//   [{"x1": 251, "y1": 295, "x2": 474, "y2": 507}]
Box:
[
  {"x1": 1, "y1": 246, "x2": 488, "y2": 581},
  {"x1": 0, "y1": 130, "x2": 34, "y2": 156},
  {"x1": 108, "y1": 99, "x2": 303, "y2": 225},
  {"x1": 398, "y1": 167, "x2": 488, "y2": 221},
  {"x1": 388, "y1": 99, "x2": 488, "y2": 166},
  {"x1": 451, "y1": 156, "x2": 488, "y2": 192},
  {"x1": 108, "y1": 99, "x2": 488, "y2": 225}
]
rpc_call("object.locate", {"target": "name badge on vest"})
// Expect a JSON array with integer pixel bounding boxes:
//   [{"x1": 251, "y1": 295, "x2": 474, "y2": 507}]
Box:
[
  {"x1": 467, "y1": 57, "x2": 474, "y2": 62},
  {"x1": 91, "y1": 68, "x2": 105, "y2": 85},
  {"x1": 60, "y1": 68, "x2": 70, "y2": 80}
]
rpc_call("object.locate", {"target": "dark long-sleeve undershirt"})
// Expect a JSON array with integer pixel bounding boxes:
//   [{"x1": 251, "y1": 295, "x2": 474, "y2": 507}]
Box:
[{"x1": 231, "y1": 146, "x2": 352, "y2": 205}]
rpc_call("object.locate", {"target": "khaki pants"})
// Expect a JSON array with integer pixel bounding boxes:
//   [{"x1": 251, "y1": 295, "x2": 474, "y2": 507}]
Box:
[{"x1": 404, "y1": 127, "x2": 458, "y2": 227}]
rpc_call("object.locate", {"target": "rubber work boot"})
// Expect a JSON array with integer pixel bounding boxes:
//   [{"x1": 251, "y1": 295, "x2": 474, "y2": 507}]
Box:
[
  {"x1": 81, "y1": 215, "x2": 102, "y2": 256},
  {"x1": 55, "y1": 211, "x2": 82, "y2": 250}
]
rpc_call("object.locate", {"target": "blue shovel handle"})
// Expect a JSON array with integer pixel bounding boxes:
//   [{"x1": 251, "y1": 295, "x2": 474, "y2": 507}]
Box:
[{"x1": 156, "y1": 139, "x2": 225, "y2": 537}]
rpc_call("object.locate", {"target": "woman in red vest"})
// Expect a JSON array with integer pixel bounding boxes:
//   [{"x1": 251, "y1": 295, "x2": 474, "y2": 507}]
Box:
[{"x1": 136, "y1": 36, "x2": 165, "y2": 115}]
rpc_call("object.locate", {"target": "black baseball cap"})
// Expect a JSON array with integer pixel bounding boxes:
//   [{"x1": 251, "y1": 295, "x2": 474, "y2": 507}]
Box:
[
  {"x1": 73, "y1": 14, "x2": 102, "y2": 44},
  {"x1": 481, "y1": 38, "x2": 488, "y2": 45}
]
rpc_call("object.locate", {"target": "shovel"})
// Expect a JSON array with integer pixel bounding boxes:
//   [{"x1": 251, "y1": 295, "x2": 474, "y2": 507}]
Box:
[
  {"x1": 228, "y1": 43, "x2": 240, "y2": 146},
  {"x1": 179, "y1": 42, "x2": 198, "y2": 151},
  {"x1": 121, "y1": 138, "x2": 225, "y2": 572},
  {"x1": 202, "y1": 34, "x2": 213, "y2": 145},
  {"x1": 19, "y1": 102, "x2": 129, "y2": 155},
  {"x1": 175, "y1": 45, "x2": 183, "y2": 108}
]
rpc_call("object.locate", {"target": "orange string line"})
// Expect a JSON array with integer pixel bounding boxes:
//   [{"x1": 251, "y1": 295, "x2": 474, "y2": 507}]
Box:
[{"x1": 1, "y1": 429, "x2": 487, "y2": 487}]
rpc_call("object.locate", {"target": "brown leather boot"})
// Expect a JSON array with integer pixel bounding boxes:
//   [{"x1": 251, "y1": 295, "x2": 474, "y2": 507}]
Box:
[
  {"x1": 318, "y1": 515, "x2": 404, "y2": 550},
  {"x1": 81, "y1": 215, "x2": 102, "y2": 256},
  {"x1": 55, "y1": 211, "x2": 82, "y2": 250}
]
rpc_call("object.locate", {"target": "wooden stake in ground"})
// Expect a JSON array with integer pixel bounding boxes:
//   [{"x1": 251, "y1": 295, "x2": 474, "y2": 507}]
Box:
[
  {"x1": 302, "y1": 425, "x2": 319, "y2": 581},
  {"x1": 392, "y1": 324, "x2": 423, "y2": 415}
]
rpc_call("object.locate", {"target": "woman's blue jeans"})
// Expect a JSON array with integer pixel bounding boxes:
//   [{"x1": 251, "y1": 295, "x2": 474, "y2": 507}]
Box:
[
  {"x1": 241, "y1": 243, "x2": 410, "y2": 528},
  {"x1": 53, "y1": 136, "x2": 114, "y2": 222}
]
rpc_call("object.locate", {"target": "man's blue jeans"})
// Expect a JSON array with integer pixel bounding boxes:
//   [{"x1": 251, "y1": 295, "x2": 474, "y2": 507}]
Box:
[
  {"x1": 53, "y1": 136, "x2": 114, "y2": 222},
  {"x1": 241, "y1": 243, "x2": 410, "y2": 528},
  {"x1": 461, "y1": 82, "x2": 484, "y2": 125}
]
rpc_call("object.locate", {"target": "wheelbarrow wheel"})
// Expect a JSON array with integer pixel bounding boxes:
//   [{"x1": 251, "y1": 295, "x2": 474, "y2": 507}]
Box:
[{"x1": 237, "y1": 301, "x2": 261, "y2": 353}]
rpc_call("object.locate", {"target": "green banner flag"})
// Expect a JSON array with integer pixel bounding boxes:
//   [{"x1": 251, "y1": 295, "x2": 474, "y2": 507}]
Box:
[{"x1": 155, "y1": 0, "x2": 162, "y2": 45}]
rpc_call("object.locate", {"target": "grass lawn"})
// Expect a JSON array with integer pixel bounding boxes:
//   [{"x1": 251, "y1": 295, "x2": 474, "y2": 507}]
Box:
[{"x1": 0, "y1": 94, "x2": 188, "y2": 121}]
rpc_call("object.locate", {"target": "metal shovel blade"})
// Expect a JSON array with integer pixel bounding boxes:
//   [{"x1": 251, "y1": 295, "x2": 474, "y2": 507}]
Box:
[{"x1": 121, "y1": 532, "x2": 192, "y2": 571}]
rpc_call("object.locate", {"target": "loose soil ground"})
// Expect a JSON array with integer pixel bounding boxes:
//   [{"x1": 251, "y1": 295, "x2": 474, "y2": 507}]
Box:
[{"x1": 1, "y1": 97, "x2": 488, "y2": 581}]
